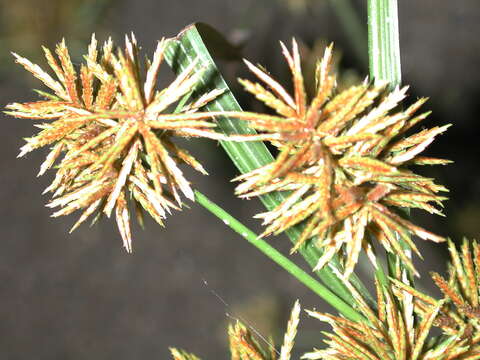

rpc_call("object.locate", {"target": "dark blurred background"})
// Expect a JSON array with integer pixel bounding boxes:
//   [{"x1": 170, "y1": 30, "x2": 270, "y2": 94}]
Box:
[{"x1": 1, "y1": 0, "x2": 479, "y2": 358}]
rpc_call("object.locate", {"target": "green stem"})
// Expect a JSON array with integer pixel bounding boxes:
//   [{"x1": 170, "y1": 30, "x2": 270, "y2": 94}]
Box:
[
  {"x1": 368, "y1": 0, "x2": 415, "y2": 285},
  {"x1": 367, "y1": 0, "x2": 402, "y2": 87},
  {"x1": 194, "y1": 190, "x2": 364, "y2": 322},
  {"x1": 328, "y1": 0, "x2": 368, "y2": 69}
]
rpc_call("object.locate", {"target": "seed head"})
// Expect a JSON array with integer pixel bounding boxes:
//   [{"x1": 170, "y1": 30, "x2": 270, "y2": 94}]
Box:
[
  {"x1": 5, "y1": 34, "x2": 226, "y2": 252},
  {"x1": 224, "y1": 39, "x2": 450, "y2": 277}
]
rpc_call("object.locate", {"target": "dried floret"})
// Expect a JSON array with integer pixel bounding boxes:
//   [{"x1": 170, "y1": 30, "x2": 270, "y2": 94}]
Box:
[{"x1": 222, "y1": 40, "x2": 450, "y2": 277}]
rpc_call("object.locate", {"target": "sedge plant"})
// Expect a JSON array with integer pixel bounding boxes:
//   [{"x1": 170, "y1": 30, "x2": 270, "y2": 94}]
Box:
[{"x1": 5, "y1": 0, "x2": 479, "y2": 358}]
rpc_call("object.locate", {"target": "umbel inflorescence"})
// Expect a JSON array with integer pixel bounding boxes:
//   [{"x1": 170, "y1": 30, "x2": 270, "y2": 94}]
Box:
[
  {"x1": 5, "y1": 27, "x2": 469, "y2": 360},
  {"x1": 5, "y1": 34, "x2": 231, "y2": 252},
  {"x1": 6, "y1": 34, "x2": 449, "y2": 276},
  {"x1": 223, "y1": 40, "x2": 450, "y2": 277}
]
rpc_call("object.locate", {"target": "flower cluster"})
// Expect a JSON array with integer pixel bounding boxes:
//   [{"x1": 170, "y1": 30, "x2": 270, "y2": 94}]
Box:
[
  {"x1": 307, "y1": 271, "x2": 480, "y2": 360},
  {"x1": 5, "y1": 34, "x2": 228, "y2": 252},
  {"x1": 223, "y1": 40, "x2": 450, "y2": 277}
]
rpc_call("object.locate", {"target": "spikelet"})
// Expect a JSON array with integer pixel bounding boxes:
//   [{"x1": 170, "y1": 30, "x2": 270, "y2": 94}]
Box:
[
  {"x1": 305, "y1": 272, "x2": 480, "y2": 360},
  {"x1": 5, "y1": 34, "x2": 229, "y2": 252},
  {"x1": 223, "y1": 39, "x2": 450, "y2": 277},
  {"x1": 393, "y1": 238, "x2": 480, "y2": 340},
  {"x1": 169, "y1": 348, "x2": 202, "y2": 360},
  {"x1": 279, "y1": 300, "x2": 300, "y2": 360},
  {"x1": 228, "y1": 322, "x2": 274, "y2": 360}
]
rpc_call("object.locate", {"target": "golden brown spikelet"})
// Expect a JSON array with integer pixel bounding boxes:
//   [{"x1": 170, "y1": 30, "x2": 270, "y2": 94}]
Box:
[
  {"x1": 5, "y1": 34, "x2": 230, "y2": 252},
  {"x1": 305, "y1": 273, "x2": 480, "y2": 360},
  {"x1": 228, "y1": 322, "x2": 273, "y2": 360},
  {"x1": 169, "y1": 348, "x2": 202, "y2": 360},
  {"x1": 223, "y1": 39, "x2": 450, "y2": 277},
  {"x1": 279, "y1": 300, "x2": 300, "y2": 360},
  {"x1": 393, "y1": 238, "x2": 480, "y2": 339}
]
